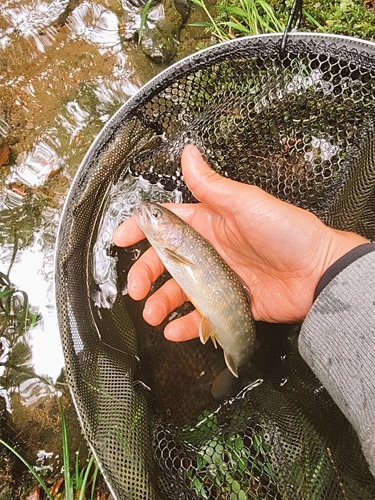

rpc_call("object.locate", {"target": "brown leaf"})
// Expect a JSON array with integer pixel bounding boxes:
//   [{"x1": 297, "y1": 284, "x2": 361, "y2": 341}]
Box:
[
  {"x1": 50, "y1": 476, "x2": 64, "y2": 496},
  {"x1": 9, "y1": 183, "x2": 26, "y2": 197},
  {"x1": 0, "y1": 143, "x2": 9, "y2": 166},
  {"x1": 26, "y1": 485, "x2": 41, "y2": 500}
]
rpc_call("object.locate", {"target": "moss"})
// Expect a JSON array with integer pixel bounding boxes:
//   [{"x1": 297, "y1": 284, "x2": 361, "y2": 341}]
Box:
[{"x1": 271, "y1": 0, "x2": 375, "y2": 41}]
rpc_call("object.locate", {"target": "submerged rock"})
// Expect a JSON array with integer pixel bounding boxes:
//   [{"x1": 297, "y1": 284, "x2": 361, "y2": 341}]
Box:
[{"x1": 121, "y1": 0, "x2": 190, "y2": 63}]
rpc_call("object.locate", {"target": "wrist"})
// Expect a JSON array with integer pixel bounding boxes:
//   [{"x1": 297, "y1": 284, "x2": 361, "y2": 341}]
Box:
[
  {"x1": 316, "y1": 229, "x2": 371, "y2": 300},
  {"x1": 325, "y1": 229, "x2": 369, "y2": 271}
]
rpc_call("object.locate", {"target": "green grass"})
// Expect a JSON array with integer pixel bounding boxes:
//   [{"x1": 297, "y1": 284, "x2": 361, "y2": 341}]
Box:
[
  {"x1": 190, "y1": 0, "x2": 375, "y2": 42},
  {"x1": 0, "y1": 438, "x2": 55, "y2": 500},
  {"x1": 283, "y1": 0, "x2": 375, "y2": 40},
  {"x1": 190, "y1": 0, "x2": 285, "y2": 41},
  {"x1": 138, "y1": 0, "x2": 154, "y2": 43},
  {"x1": 0, "y1": 395, "x2": 99, "y2": 499}
]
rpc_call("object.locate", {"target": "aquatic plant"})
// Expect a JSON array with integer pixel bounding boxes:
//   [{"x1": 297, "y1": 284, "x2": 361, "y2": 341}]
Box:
[
  {"x1": 181, "y1": 409, "x2": 277, "y2": 499},
  {"x1": 0, "y1": 233, "x2": 42, "y2": 397}
]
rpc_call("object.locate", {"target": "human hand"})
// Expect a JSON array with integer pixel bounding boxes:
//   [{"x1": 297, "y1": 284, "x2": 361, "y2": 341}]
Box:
[{"x1": 113, "y1": 145, "x2": 368, "y2": 341}]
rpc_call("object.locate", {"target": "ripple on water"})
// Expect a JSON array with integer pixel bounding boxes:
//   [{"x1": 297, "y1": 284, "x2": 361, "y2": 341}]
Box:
[
  {"x1": 0, "y1": 0, "x2": 164, "y2": 489},
  {"x1": 66, "y1": 1, "x2": 121, "y2": 49},
  {"x1": 0, "y1": 0, "x2": 69, "y2": 55},
  {"x1": 6, "y1": 140, "x2": 64, "y2": 188}
]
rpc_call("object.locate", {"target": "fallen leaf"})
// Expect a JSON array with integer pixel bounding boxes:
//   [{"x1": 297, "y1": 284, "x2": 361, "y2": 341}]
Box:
[
  {"x1": 50, "y1": 476, "x2": 64, "y2": 496},
  {"x1": 26, "y1": 485, "x2": 41, "y2": 500},
  {"x1": 0, "y1": 143, "x2": 9, "y2": 166},
  {"x1": 9, "y1": 183, "x2": 26, "y2": 197}
]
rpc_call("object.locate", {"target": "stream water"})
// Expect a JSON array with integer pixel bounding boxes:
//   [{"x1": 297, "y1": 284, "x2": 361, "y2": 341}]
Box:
[{"x1": 0, "y1": 0, "x2": 209, "y2": 495}]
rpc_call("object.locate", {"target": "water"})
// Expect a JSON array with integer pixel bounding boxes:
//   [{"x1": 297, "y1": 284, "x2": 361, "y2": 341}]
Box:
[{"x1": 0, "y1": 0, "x2": 205, "y2": 494}]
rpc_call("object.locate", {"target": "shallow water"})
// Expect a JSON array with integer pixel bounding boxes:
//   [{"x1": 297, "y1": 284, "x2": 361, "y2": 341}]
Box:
[
  {"x1": 0, "y1": 0, "x2": 204, "y2": 493},
  {"x1": 0, "y1": 0, "x2": 156, "y2": 386}
]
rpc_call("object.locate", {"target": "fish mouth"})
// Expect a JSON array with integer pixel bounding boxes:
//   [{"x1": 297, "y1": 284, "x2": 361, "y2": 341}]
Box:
[
  {"x1": 132, "y1": 202, "x2": 148, "y2": 218},
  {"x1": 132, "y1": 202, "x2": 151, "y2": 229},
  {"x1": 132, "y1": 204, "x2": 142, "y2": 216}
]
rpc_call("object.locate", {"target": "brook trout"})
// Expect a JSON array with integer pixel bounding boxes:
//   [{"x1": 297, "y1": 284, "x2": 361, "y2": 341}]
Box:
[{"x1": 133, "y1": 201, "x2": 256, "y2": 377}]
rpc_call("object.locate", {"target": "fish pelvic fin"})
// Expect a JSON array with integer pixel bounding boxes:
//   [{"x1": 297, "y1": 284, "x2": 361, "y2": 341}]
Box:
[
  {"x1": 199, "y1": 316, "x2": 218, "y2": 348},
  {"x1": 224, "y1": 351, "x2": 239, "y2": 378}
]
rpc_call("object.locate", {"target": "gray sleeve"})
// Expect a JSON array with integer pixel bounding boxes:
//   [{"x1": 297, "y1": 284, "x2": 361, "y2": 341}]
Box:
[{"x1": 298, "y1": 250, "x2": 375, "y2": 477}]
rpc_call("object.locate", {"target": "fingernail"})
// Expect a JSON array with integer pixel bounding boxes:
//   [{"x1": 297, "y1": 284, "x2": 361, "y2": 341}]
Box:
[
  {"x1": 114, "y1": 227, "x2": 123, "y2": 241},
  {"x1": 127, "y1": 273, "x2": 139, "y2": 298},
  {"x1": 143, "y1": 300, "x2": 163, "y2": 326}
]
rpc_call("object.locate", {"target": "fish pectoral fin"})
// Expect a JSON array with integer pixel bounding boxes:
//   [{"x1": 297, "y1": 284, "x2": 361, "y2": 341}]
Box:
[
  {"x1": 199, "y1": 316, "x2": 217, "y2": 347},
  {"x1": 164, "y1": 248, "x2": 194, "y2": 266},
  {"x1": 235, "y1": 272, "x2": 253, "y2": 308},
  {"x1": 224, "y1": 351, "x2": 239, "y2": 378}
]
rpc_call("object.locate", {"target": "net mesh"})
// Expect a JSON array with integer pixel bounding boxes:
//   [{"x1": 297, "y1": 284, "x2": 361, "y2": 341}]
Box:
[{"x1": 55, "y1": 34, "x2": 375, "y2": 499}]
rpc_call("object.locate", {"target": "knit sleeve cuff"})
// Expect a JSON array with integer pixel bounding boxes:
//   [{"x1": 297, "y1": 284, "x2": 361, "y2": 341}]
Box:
[{"x1": 314, "y1": 243, "x2": 375, "y2": 300}]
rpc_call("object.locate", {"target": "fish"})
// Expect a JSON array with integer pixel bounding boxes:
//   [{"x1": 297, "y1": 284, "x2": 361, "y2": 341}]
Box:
[{"x1": 133, "y1": 201, "x2": 256, "y2": 377}]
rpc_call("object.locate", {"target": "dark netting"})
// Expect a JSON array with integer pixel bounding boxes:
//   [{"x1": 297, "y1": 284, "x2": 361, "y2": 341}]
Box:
[{"x1": 55, "y1": 33, "x2": 375, "y2": 499}]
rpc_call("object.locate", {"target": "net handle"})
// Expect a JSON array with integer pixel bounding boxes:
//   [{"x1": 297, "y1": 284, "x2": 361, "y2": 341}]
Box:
[{"x1": 280, "y1": 0, "x2": 303, "y2": 54}]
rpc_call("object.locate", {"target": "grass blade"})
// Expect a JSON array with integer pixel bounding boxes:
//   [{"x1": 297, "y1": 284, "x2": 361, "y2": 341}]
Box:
[
  {"x1": 193, "y1": 0, "x2": 285, "y2": 38},
  {"x1": 303, "y1": 8, "x2": 322, "y2": 28},
  {"x1": 191, "y1": 0, "x2": 228, "y2": 40},
  {"x1": 189, "y1": 21, "x2": 215, "y2": 27},
  {"x1": 58, "y1": 396, "x2": 73, "y2": 500},
  {"x1": 90, "y1": 462, "x2": 99, "y2": 500},
  {"x1": 78, "y1": 456, "x2": 95, "y2": 500},
  {"x1": 0, "y1": 438, "x2": 54, "y2": 500},
  {"x1": 138, "y1": 0, "x2": 153, "y2": 43},
  {"x1": 223, "y1": 6, "x2": 248, "y2": 17}
]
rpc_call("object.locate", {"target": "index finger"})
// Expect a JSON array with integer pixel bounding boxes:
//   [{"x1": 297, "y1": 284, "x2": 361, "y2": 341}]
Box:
[{"x1": 113, "y1": 215, "x2": 145, "y2": 247}]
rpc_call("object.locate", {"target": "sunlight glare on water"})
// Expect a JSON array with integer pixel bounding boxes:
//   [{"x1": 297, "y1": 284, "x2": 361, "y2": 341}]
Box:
[
  {"x1": 0, "y1": 0, "x2": 68, "y2": 55},
  {"x1": 7, "y1": 140, "x2": 64, "y2": 188},
  {"x1": 67, "y1": 1, "x2": 120, "y2": 49},
  {"x1": 0, "y1": 0, "x2": 175, "y2": 491},
  {"x1": 9, "y1": 241, "x2": 64, "y2": 383}
]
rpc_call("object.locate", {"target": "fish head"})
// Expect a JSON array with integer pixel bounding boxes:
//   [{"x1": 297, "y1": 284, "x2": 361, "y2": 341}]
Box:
[{"x1": 133, "y1": 202, "x2": 184, "y2": 249}]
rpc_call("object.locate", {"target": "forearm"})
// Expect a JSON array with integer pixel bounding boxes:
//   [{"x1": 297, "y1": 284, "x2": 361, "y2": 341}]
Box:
[{"x1": 298, "y1": 245, "x2": 375, "y2": 476}]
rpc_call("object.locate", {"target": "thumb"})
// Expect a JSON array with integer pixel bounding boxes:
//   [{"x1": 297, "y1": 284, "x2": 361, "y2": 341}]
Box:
[{"x1": 181, "y1": 145, "x2": 239, "y2": 213}]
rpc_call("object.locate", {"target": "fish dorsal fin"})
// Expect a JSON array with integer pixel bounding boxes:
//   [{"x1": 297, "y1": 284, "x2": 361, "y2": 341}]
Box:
[
  {"x1": 199, "y1": 316, "x2": 217, "y2": 348},
  {"x1": 224, "y1": 351, "x2": 239, "y2": 378},
  {"x1": 164, "y1": 247, "x2": 194, "y2": 266}
]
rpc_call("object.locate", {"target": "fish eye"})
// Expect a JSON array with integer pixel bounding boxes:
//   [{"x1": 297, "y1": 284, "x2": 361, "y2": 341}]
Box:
[{"x1": 151, "y1": 207, "x2": 162, "y2": 218}]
